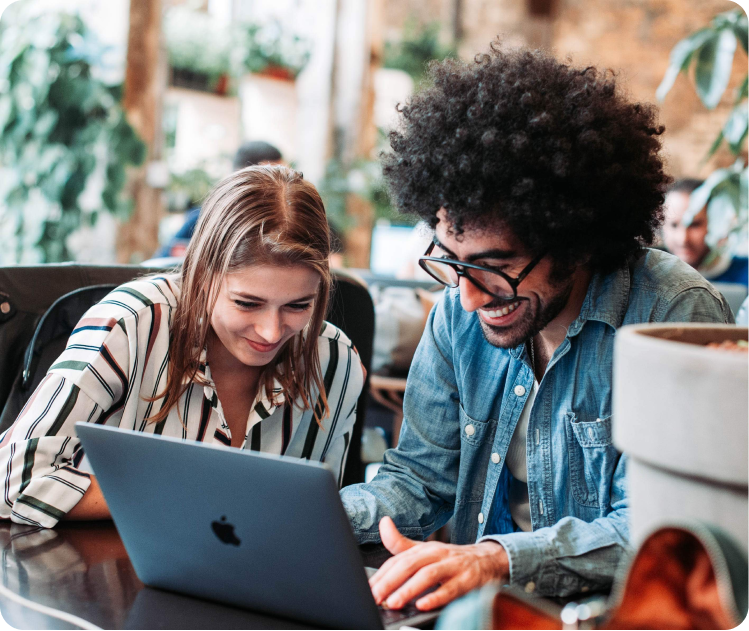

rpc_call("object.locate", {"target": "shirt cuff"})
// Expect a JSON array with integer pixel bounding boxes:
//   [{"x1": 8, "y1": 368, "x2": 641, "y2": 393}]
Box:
[
  {"x1": 478, "y1": 530, "x2": 553, "y2": 594},
  {"x1": 11, "y1": 471, "x2": 91, "y2": 528}
]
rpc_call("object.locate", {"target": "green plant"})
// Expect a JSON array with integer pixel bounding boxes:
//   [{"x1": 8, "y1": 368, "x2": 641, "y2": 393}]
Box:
[
  {"x1": 319, "y1": 152, "x2": 417, "y2": 234},
  {"x1": 383, "y1": 20, "x2": 458, "y2": 82},
  {"x1": 164, "y1": 10, "x2": 311, "y2": 89},
  {"x1": 0, "y1": 10, "x2": 145, "y2": 263},
  {"x1": 166, "y1": 166, "x2": 216, "y2": 213},
  {"x1": 231, "y1": 20, "x2": 312, "y2": 80},
  {"x1": 657, "y1": 8, "x2": 748, "y2": 253},
  {"x1": 164, "y1": 7, "x2": 232, "y2": 89}
]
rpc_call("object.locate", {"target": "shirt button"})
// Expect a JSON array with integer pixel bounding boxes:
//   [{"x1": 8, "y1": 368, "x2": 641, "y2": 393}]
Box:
[
  {"x1": 514, "y1": 385, "x2": 526, "y2": 397},
  {"x1": 465, "y1": 424, "x2": 475, "y2": 437},
  {"x1": 478, "y1": 512, "x2": 484, "y2": 524},
  {"x1": 524, "y1": 581, "x2": 536, "y2": 593},
  {"x1": 491, "y1": 452, "x2": 501, "y2": 464},
  {"x1": 587, "y1": 427, "x2": 594, "y2": 439}
]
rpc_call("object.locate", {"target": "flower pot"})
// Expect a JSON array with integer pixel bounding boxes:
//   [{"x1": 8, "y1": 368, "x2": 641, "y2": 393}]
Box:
[
  {"x1": 214, "y1": 73, "x2": 230, "y2": 96},
  {"x1": 613, "y1": 323, "x2": 748, "y2": 551}
]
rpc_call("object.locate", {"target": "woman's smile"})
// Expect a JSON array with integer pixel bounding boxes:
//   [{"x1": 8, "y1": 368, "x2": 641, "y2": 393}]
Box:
[{"x1": 245, "y1": 337, "x2": 282, "y2": 353}]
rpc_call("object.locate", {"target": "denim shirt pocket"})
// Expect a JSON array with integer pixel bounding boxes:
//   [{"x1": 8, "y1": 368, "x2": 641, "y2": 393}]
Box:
[
  {"x1": 564, "y1": 412, "x2": 617, "y2": 508},
  {"x1": 457, "y1": 405, "x2": 497, "y2": 503}
]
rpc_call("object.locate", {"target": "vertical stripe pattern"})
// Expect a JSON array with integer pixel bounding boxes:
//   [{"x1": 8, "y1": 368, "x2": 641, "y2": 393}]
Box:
[{"x1": 0, "y1": 275, "x2": 365, "y2": 527}]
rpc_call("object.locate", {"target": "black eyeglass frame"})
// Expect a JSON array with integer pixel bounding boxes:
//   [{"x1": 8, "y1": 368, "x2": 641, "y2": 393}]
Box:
[{"x1": 418, "y1": 241, "x2": 546, "y2": 301}]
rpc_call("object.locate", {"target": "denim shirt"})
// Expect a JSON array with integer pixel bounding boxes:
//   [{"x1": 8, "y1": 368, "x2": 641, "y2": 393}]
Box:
[{"x1": 341, "y1": 249, "x2": 733, "y2": 596}]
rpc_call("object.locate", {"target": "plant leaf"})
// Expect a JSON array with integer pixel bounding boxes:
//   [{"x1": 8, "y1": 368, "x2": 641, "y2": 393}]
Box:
[
  {"x1": 737, "y1": 168, "x2": 749, "y2": 249},
  {"x1": 695, "y1": 29, "x2": 738, "y2": 109},
  {"x1": 683, "y1": 167, "x2": 733, "y2": 225},
  {"x1": 736, "y1": 75, "x2": 748, "y2": 103},
  {"x1": 705, "y1": 129, "x2": 726, "y2": 160},
  {"x1": 723, "y1": 102, "x2": 749, "y2": 151},
  {"x1": 656, "y1": 28, "x2": 715, "y2": 102},
  {"x1": 705, "y1": 188, "x2": 738, "y2": 248},
  {"x1": 732, "y1": 10, "x2": 748, "y2": 53}
]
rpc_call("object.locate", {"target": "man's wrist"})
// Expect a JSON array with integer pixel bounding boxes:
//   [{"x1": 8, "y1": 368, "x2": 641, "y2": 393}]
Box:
[{"x1": 476, "y1": 540, "x2": 510, "y2": 581}]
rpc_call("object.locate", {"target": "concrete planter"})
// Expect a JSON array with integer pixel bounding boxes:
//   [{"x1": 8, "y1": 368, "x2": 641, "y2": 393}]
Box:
[{"x1": 613, "y1": 323, "x2": 748, "y2": 551}]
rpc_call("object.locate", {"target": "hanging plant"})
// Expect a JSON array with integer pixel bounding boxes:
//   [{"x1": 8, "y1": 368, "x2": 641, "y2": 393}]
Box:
[{"x1": 0, "y1": 10, "x2": 146, "y2": 263}]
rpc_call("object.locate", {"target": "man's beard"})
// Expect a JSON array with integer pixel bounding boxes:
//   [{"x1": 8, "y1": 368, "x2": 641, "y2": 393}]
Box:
[{"x1": 477, "y1": 278, "x2": 575, "y2": 349}]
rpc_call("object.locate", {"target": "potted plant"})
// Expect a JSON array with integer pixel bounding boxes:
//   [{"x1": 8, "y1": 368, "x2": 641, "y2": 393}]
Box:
[
  {"x1": 164, "y1": 6, "x2": 232, "y2": 95},
  {"x1": 232, "y1": 20, "x2": 312, "y2": 164},
  {"x1": 231, "y1": 20, "x2": 311, "y2": 82}
]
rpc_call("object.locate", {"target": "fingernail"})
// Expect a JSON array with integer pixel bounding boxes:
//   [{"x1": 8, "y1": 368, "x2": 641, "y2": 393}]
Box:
[{"x1": 386, "y1": 597, "x2": 401, "y2": 609}]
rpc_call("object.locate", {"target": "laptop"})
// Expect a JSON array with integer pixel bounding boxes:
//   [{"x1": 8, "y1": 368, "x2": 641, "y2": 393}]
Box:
[{"x1": 75, "y1": 423, "x2": 441, "y2": 630}]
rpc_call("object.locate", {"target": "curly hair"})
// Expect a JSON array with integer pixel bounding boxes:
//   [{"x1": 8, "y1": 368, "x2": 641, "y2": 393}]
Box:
[{"x1": 382, "y1": 44, "x2": 671, "y2": 274}]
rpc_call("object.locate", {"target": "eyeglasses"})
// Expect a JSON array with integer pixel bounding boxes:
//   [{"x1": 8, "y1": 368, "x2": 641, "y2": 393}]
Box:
[{"x1": 418, "y1": 242, "x2": 546, "y2": 301}]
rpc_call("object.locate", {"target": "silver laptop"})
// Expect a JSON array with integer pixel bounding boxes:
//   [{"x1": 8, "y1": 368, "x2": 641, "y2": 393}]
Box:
[{"x1": 75, "y1": 423, "x2": 440, "y2": 629}]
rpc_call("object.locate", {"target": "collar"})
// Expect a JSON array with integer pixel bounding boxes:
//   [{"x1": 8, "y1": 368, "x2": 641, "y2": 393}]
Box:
[
  {"x1": 507, "y1": 262, "x2": 631, "y2": 357},
  {"x1": 197, "y1": 348, "x2": 285, "y2": 412},
  {"x1": 568, "y1": 264, "x2": 630, "y2": 336}
]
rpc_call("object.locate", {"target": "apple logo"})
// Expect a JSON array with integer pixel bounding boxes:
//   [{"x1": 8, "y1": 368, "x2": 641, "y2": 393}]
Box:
[{"x1": 211, "y1": 516, "x2": 241, "y2": 546}]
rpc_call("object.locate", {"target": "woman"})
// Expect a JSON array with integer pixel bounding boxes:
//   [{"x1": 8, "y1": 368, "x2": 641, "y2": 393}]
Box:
[{"x1": 0, "y1": 166, "x2": 365, "y2": 528}]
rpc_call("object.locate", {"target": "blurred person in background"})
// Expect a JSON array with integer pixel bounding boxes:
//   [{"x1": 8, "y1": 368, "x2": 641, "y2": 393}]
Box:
[
  {"x1": 663, "y1": 178, "x2": 748, "y2": 285},
  {"x1": 159, "y1": 141, "x2": 283, "y2": 258}
]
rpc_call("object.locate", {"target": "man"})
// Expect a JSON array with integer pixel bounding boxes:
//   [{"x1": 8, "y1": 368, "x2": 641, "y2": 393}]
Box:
[
  {"x1": 340, "y1": 45, "x2": 733, "y2": 611},
  {"x1": 663, "y1": 178, "x2": 748, "y2": 285}
]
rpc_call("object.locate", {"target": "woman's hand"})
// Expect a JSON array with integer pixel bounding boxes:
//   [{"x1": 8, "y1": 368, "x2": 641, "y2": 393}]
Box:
[{"x1": 369, "y1": 516, "x2": 509, "y2": 611}]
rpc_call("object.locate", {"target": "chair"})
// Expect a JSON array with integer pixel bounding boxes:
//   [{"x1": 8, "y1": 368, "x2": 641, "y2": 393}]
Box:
[
  {"x1": 0, "y1": 264, "x2": 374, "y2": 484},
  {"x1": 711, "y1": 281, "x2": 748, "y2": 318}
]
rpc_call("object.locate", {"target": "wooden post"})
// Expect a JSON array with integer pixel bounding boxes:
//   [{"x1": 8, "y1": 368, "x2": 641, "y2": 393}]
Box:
[
  {"x1": 452, "y1": 0, "x2": 464, "y2": 42},
  {"x1": 342, "y1": 0, "x2": 383, "y2": 269},
  {"x1": 117, "y1": 0, "x2": 165, "y2": 263}
]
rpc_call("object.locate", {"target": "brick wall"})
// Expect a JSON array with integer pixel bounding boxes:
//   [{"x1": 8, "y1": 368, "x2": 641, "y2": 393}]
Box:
[
  {"x1": 383, "y1": 0, "x2": 747, "y2": 179},
  {"x1": 551, "y1": 0, "x2": 746, "y2": 179}
]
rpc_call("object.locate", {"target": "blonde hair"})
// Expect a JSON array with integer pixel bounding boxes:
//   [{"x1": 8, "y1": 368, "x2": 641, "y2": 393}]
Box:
[{"x1": 148, "y1": 165, "x2": 331, "y2": 425}]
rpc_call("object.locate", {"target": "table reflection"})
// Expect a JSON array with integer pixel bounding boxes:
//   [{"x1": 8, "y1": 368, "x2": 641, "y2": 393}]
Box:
[{"x1": 0, "y1": 522, "x2": 139, "y2": 629}]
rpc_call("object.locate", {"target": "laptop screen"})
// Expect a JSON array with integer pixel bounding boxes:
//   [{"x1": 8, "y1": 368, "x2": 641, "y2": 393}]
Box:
[{"x1": 369, "y1": 224, "x2": 416, "y2": 276}]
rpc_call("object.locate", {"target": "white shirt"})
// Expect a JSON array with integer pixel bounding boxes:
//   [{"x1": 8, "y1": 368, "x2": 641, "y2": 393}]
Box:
[
  {"x1": 0, "y1": 275, "x2": 365, "y2": 528},
  {"x1": 505, "y1": 378, "x2": 538, "y2": 531}
]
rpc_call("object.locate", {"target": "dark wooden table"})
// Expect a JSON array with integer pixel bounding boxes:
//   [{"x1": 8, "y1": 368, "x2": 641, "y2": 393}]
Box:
[{"x1": 0, "y1": 522, "x2": 393, "y2": 630}]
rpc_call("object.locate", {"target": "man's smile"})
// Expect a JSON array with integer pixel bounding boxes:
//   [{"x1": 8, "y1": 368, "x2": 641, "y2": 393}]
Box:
[{"x1": 478, "y1": 299, "x2": 525, "y2": 326}]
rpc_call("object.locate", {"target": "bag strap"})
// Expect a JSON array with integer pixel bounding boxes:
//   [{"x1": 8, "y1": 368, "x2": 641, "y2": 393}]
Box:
[{"x1": 21, "y1": 284, "x2": 117, "y2": 389}]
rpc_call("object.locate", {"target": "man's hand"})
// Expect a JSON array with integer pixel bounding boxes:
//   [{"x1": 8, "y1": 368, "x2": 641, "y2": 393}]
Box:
[{"x1": 369, "y1": 516, "x2": 509, "y2": 611}]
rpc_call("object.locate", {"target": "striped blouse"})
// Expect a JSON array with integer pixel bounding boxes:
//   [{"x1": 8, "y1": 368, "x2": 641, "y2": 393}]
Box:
[{"x1": 0, "y1": 275, "x2": 365, "y2": 528}]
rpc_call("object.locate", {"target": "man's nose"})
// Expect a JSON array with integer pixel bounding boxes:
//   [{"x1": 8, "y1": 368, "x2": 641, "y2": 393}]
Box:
[
  {"x1": 255, "y1": 310, "x2": 283, "y2": 343},
  {"x1": 458, "y1": 277, "x2": 494, "y2": 313}
]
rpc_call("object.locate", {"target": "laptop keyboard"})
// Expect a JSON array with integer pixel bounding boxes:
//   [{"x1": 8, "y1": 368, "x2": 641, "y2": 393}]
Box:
[{"x1": 379, "y1": 600, "x2": 436, "y2": 627}]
